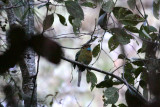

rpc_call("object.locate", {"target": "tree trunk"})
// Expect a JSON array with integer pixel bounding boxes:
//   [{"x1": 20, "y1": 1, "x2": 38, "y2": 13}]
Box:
[{"x1": 19, "y1": 0, "x2": 37, "y2": 106}]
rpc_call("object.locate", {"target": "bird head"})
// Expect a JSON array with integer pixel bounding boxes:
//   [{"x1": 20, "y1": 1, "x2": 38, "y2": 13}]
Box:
[{"x1": 82, "y1": 44, "x2": 91, "y2": 51}]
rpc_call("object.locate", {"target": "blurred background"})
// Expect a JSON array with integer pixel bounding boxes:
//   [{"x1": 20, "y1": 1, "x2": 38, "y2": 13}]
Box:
[{"x1": 0, "y1": 0, "x2": 159, "y2": 107}]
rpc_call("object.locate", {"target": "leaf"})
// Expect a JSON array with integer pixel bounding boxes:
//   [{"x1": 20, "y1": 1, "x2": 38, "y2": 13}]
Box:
[
  {"x1": 118, "y1": 104, "x2": 127, "y2": 107},
  {"x1": 125, "y1": 89, "x2": 144, "y2": 107},
  {"x1": 112, "y1": 80, "x2": 123, "y2": 85},
  {"x1": 49, "y1": 100, "x2": 53, "y2": 106},
  {"x1": 140, "y1": 70, "x2": 148, "y2": 82},
  {"x1": 124, "y1": 25, "x2": 139, "y2": 33},
  {"x1": 68, "y1": 15, "x2": 74, "y2": 25},
  {"x1": 139, "y1": 25, "x2": 158, "y2": 41},
  {"x1": 86, "y1": 71, "x2": 97, "y2": 91},
  {"x1": 132, "y1": 60, "x2": 145, "y2": 66},
  {"x1": 112, "y1": 104, "x2": 116, "y2": 107},
  {"x1": 113, "y1": 7, "x2": 144, "y2": 26},
  {"x1": 103, "y1": 87, "x2": 119, "y2": 104},
  {"x1": 118, "y1": 54, "x2": 125, "y2": 59},
  {"x1": 72, "y1": 18, "x2": 81, "y2": 33},
  {"x1": 139, "y1": 80, "x2": 147, "y2": 88},
  {"x1": 92, "y1": 44, "x2": 100, "y2": 57},
  {"x1": 102, "y1": 0, "x2": 115, "y2": 13},
  {"x1": 124, "y1": 73, "x2": 134, "y2": 84},
  {"x1": 99, "y1": 8, "x2": 106, "y2": 17},
  {"x1": 124, "y1": 63, "x2": 135, "y2": 84},
  {"x1": 81, "y1": 2, "x2": 96, "y2": 8},
  {"x1": 98, "y1": 13, "x2": 107, "y2": 30},
  {"x1": 110, "y1": 28, "x2": 133, "y2": 45},
  {"x1": 134, "y1": 67, "x2": 146, "y2": 78},
  {"x1": 153, "y1": 0, "x2": 160, "y2": 19},
  {"x1": 96, "y1": 77, "x2": 113, "y2": 88},
  {"x1": 148, "y1": 26, "x2": 157, "y2": 32},
  {"x1": 43, "y1": 13, "x2": 54, "y2": 30},
  {"x1": 65, "y1": 1, "x2": 84, "y2": 20},
  {"x1": 108, "y1": 35, "x2": 119, "y2": 51},
  {"x1": 124, "y1": 63, "x2": 134, "y2": 72},
  {"x1": 127, "y1": 0, "x2": 136, "y2": 10},
  {"x1": 56, "y1": 14, "x2": 67, "y2": 26},
  {"x1": 150, "y1": 33, "x2": 158, "y2": 41},
  {"x1": 139, "y1": 25, "x2": 151, "y2": 39}
]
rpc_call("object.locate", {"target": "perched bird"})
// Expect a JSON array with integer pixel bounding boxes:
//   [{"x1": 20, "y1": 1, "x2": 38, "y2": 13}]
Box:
[{"x1": 74, "y1": 44, "x2": 92, "y2": 87}]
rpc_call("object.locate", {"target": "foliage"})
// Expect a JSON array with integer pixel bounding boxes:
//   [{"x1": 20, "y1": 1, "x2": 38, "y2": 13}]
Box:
[{"x1": 0, "y1": 0, "x2": 160, "y2": 106}]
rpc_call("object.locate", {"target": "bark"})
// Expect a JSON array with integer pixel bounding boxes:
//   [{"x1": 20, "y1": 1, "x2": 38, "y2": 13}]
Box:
[
  {"x1": 2, "y1": 0, "x2": 37, "y2": 106},
  {"x1": 20, "y1": 0, "x2": 37, "y2": 106}
]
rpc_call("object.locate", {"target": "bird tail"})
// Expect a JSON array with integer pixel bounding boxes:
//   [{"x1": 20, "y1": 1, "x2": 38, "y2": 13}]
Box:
[{"x1": 77, "y1": 71, "x2": 82, "y2": 87}]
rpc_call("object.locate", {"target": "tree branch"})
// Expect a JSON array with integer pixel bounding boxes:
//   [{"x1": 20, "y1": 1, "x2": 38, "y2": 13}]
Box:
[
  {"x1": 17, "y1": 0, "x2": 36, "y2": 106},
  {"x1": 61, "y1": 56, "x2": 148, "y2": 105},
  {"x1": 3, "y1": 0, "x2": 17, "y2": 26}
]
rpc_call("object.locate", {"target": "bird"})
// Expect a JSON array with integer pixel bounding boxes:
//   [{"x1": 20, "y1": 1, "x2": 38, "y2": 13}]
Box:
[{"x1": 74, "y1": 44, "x2": 92, "y2": 87}]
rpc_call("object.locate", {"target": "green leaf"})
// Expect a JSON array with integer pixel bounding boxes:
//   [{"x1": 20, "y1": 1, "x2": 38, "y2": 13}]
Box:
[
  {"x1": 65, "y1": 1, "x2": 84, "y2": 20},
  {"x1": 124, "y1": 63, "x2": 135, "y2": 84},
  {"x1": 68, "y1": 15, "x2": 74, "y2": 25},
  {"x1": 103, "y1": 87, "x2": 119, "y2": 104},
  {"x1": 112, "y1": 80, "x2": 123, "y2": 85},
  {"x1": 92, "y1": 44, "x2": 100, "y2": 57},
  {"x1": 139, "y1": 25, "x2": 151, "y2": 39},
  {"x1": 118, "y1": 103, "x2": 127, "y2": 107},
  {"x1": 139, "y1": 25, "x2": 158, "y2": 41},
  {"x1": 127, "y1": 0, "x2": 136, "y2": 10},
  {"x1": 123, "y1": 74, "x2": 134, "y2": 84},
  {"x1": 148, "y1": 26, "x2": 157, "y2": 32},
  {"x1": 132, "y1": 60, "x2": 144, "y2": 66},
  {"x1": 140, "y1": 71, "x2": 148, "y2": 82},
  {"x1": 81, "y1": 2, "x2": 96, "y2": 8},
  {"x1": 124, "y1": 63, "x2": 134, "y2": 73},
  {"x1": 72, "y1": 18, "x2": 81, "y2": 33},
  {"x1": 139, "y1": 80, "x2": 147, "y2": 88},
  {"x1": 102, "y1": 0, "x2": 115, "y2": 13},
  {"x1": 153, "y1": 0, "x2": 160, "y2": 19},
  {"x1": 112, "y1": 104, "x2": 116, "y2": 107},
  {"x1": 125, "y1": 89, "x2": 144, "y2": 107},
  {"x1": 137, "y1": 42, "x2": 148, "y2": 53},
  {"x1": 104, "y1": 75, "x2": 110, "y2": 80},
  {"x1": 113, "y1": 7, "x2": 144, "y2": 26},
  {"x1": 124, "y1": 25, "x2": 139, "y2": 33},
  {"x1": 108, "y1": 35, "x2": 119, "y2": 51},
  {"x1": 134, "y1": 67, "x2": 146, "y2": 78},
  {"x1": 57, "y1": 14, "x2": 67, "y2": 26},
  {"x1": 96, "y1": 79, "x2": 113, "y2": 88},
  {"x1": 110, "y1": 28, "x2": 133, "y2": 45},
  {"x1": 86, "y1": 71, "x2": 97, "y2": 91},
  {"x1": 49, "y1": 100, "x2": 53, "y2": 106},
  {"x1": 118, "y1": 54, "x2": 125, "y2": 59},
  {"x1": 150, "y1": 33, "x2": 158, "y2": 41},
  {"x1": 99, "y1": 8, "x2": 106, "y2": 17},
  {"x1": 43, "y1": 13, "x2": 54, "y2": 30}
]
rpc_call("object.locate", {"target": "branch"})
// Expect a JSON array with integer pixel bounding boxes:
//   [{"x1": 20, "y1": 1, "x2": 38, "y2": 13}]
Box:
[
  {"x1": 61, "y1": 56, "x2": 148, "y2": 105},
  {"x1": 4, "y1": 1, "x2": 17, "y2": 26}
]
